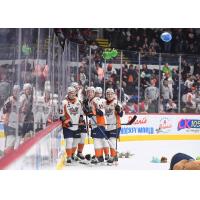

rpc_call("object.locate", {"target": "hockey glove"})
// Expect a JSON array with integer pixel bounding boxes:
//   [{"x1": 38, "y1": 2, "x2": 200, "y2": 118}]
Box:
[
  {"x1": 115, "y1": 104, "x2": 121, "y2": 112},
  {"x1": 60, "y1": 116, "x2": 66, "y2": 122},
  {"x1": 87, "y1": 112, "x2": 94, "y2": 118},
  {"x1": 68, "y1": 121, "x2": 73, "y2": 127}
]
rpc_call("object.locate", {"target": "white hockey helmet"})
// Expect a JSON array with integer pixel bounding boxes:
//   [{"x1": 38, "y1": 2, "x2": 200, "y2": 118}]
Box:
[
  {"x1": 67, "y1": 86, "x2": 76, "y2": 99},
  {"x1": 23, "y1": 83, "x2": 32, "y2": 90},
  {"x1": 86, "y1": 86, "x2": 95, "y2": 99},
  {"x1": 95, "y1": 87, "x2": 103, "y2": 97},
  {"x1": 106, "y1": 88, "x2": 115, "y2": 100},
  {"x1": 71, "y1": 82, "x2": 79, "y2": 90},
  {"x1": 13, "y1": 85, "x2": 20, "y2": 91},
  {"x1": 86, "y1": 86, "x2": 95, "y2": 92}
]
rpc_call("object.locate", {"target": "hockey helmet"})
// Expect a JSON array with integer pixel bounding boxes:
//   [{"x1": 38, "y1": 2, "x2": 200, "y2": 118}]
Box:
[
  {"x1": 95, "y1": 87, "x2": 103, "y2": 97},
  {"x1": 86, "y1": 86, "x2": 95, "y2": 99},
  {"x1": 67, "y1": 86, "x2": 76, "y2": 99},
  {"x1": 106, "y1": 88, "x2": 115, "y2": 100}
]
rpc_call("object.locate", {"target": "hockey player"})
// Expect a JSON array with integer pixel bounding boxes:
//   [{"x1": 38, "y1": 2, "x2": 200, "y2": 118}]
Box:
[
  {"x1": 104, "y1": 88, "x2": 123, "y2": 164},
  {"x1": 60, "y1": 86, "x2": 83, "y2": 164},
  {"x1": 83, "y1": 86, "x2": 107, "y2": 164},
  {"x1": 95, "y1": 87, "x2": 110, "y2": 160},
  {"x1": 71, "y1": 82, "x2": 86, "y2": 160},
  {"x1": 2, "y1": 85, "x2": 20, "y2": 152},
  {"x1": 33, "y1": 95, "x2": 46, "y2": 132},
  {"x1": 43, "y1": 89, "x2": 53, "y2": 125}
]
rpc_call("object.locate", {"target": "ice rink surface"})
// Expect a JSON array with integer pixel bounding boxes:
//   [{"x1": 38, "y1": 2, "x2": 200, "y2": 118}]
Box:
[{"x1": 63, "y1": 140, "x2": 200, "y2": 170}]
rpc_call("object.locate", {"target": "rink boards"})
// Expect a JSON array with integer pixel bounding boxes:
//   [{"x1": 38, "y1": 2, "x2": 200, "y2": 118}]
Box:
[{"x1": 1, "y1": 114, "x2": 200, "y2": 169}]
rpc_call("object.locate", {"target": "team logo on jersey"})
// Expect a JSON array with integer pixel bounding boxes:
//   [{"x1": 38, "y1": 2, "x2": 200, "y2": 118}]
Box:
[
  {"x1": 68, "y1": 107, "x2": 79, "y2": 115},
  {"x1": 105, "y1": 108, "x2": 114, "y2": 117}
]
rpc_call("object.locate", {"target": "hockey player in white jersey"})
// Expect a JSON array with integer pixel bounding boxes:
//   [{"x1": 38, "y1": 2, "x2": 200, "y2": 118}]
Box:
[
  {"x1": 95, "y1": 87, "x2": 110, "y2": 160},
  {"x1": 83, "y1": 86, "x2": 107, "y2": 164},
  {"x1": 43, "y1": 90, "x2": 53, "y2": 125},
  {"x1": 33, "y1": 95, "x2": 46, "y2": 132},
  {"x1": 60, "y1": 86, "x2": 83, "y2": 164},
  {"x1": 71, "y1": 82, "x2": 87, "y2": 160},
  {"x1": 2, "y1": 85, "x2": 21, "y2": 152},
  {"x1": 104, "y1": 88, "x2": 123, "y2": 164}
]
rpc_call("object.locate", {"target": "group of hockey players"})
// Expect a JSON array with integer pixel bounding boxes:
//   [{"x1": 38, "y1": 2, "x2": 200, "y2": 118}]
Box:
[
  {"x1": 0, "y1": 81, "x2": 59, "y2": 152},
  {"x1": 60, "y1": 82, "x2": 124, "y2": 166}
]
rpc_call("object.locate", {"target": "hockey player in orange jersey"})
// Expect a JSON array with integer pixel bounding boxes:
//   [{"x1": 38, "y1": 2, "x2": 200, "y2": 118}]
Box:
[
  {"x1": 60, "y1": 86, "x2": 83, "y2": 164},
  {"x1": 83, "y1": 86, "x2": 107, "y2": 164},
  {"x1": 104, "y1": 88, "x2": 123, "y2": 164}
]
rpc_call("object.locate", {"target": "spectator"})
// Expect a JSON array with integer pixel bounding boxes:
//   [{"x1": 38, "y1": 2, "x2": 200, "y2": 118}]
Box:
[
  {"x1": 0, "y1": 71, "x2": 11, "y2": 109},
  {"x1": 126, "y1": 64, "x2": 138, "y2": 95},
  {"x1": 162, "y1": 63, "x2": 172, "y2": 76},
  {"x1": 144, "y1": 78, "x2": 159, "y2": 113},
  {"x1": 182, "y1": 87, "x2": 196, "y2": 113},
  {"x1": 166, "y1": 99, "x2": 177, "y2": 113},
  {"x1": 161, "y1": 79, "x2": 173, "y2": 111}
]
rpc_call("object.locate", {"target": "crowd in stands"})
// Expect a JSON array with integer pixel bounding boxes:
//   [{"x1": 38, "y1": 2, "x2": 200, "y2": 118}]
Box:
[
  {"x1": 103, "y1": 28, "x2": 200, "y2": 55},
  {"x1": 1, "y1": 28, "x2": 200, "y2": 157}
]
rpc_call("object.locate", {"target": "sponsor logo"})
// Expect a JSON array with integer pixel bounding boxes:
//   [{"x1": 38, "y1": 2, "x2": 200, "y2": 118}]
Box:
[
  {"x1": 156, "y1": 117, "x2": 172, "y2": 133},
  {"x1": 120, "y1": 126, "x2": 154, "y2": 134},
  {"x1": 178, "y1": 119, "x2": 200, "y2": 131},
  {"x1": 127, "y1": 116, "x2": 147, "y2": 125}
]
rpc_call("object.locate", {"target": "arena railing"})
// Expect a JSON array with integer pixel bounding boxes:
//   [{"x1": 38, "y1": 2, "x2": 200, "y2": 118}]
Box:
[{"x1": 0, "y1": 120, "x2": 64, "y2": 170}]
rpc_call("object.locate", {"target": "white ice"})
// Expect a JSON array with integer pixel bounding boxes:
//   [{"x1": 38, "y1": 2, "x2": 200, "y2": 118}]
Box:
[{"x1": 63, "y1": 140, "x2": 200, "y2": 170}]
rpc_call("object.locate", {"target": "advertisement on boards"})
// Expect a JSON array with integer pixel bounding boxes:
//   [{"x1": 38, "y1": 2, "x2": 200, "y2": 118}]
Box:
[{"x1": 120, "y1": 114, "x2": 200, "y2": 135}]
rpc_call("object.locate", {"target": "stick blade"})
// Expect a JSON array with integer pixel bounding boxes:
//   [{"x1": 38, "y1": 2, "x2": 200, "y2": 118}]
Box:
[{"x1": 127, "y1": 115, "x2": 137, "y2": 125}]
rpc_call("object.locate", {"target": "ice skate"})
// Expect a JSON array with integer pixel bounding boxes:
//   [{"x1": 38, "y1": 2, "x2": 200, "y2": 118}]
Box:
[{"x1": 77, "y1": 152, "x2": 85, "y2": 160}]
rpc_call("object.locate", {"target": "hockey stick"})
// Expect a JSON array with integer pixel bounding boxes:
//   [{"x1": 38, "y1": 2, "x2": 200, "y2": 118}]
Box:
[
  {"x1": 87, "y1": 115, "x2": 137, "y2": 150},
  {"x1": 60, "y1": 115, "x2": 137, "y2": 126},
  {"x1": 85, "y1": 115, "x2": 90, "y2": 144},
  {"x1": 88, "y1": 116, "x2": 117, "y2": 150}
]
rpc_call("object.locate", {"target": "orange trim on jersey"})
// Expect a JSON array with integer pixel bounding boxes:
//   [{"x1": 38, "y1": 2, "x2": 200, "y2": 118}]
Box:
[
  {"x1": 96, "y1": 115, "x2": 106, "y2": 127},
  {"x1": 62, "y1": 103, "x2": 71, "y2": 128},
  {"x1": 115, "y1": 112, "x2": 121, "y2": 128}
]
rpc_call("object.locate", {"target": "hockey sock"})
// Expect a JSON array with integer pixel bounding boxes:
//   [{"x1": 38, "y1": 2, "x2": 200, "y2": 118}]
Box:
[
  {"x1": 78, "y1": 143, "x2": 84, "y2": 153},
  {"x1": 110, "y1": 148, "x2": 117, "y2": 157},
  {"x1": 103, "y1": 147, "x2": 109, "y2": 156}
]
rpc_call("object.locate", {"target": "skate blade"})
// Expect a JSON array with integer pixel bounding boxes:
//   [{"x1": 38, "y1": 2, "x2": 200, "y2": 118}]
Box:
[
  {"x1": 79, "y1": 159, "x2": 90, "y2": 165},
  {"x1": 64, "y1": 161, "x2": 79, "y2": 166},
  {"x1": 107, "y1": 162, "x2": 119, "y2": 166}
]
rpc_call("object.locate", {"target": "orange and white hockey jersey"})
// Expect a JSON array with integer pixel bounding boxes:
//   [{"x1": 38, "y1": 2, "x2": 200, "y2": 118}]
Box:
[
  {"x1": 88, "y1": 97, "x2": 106, "y2": 129},
  {"x1": 62, "y1": 97, "x2": 83, "y2": 131},
  {"x1": 105, "y1": 99, "x2": 122, "y2": 131}
]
